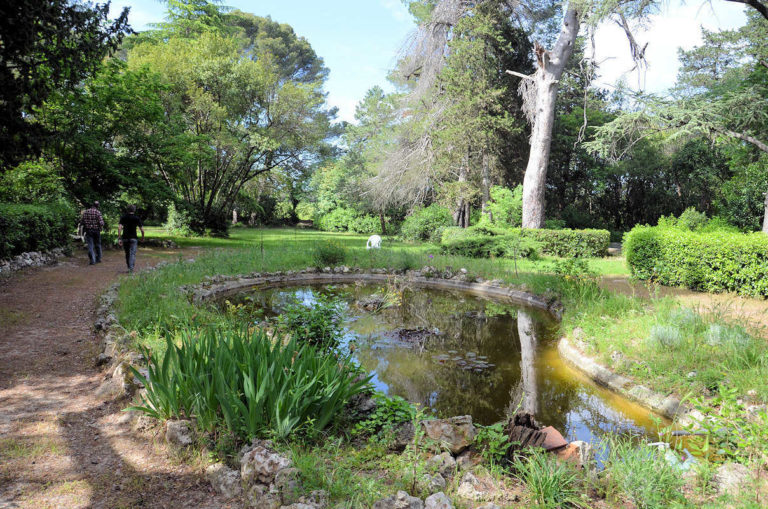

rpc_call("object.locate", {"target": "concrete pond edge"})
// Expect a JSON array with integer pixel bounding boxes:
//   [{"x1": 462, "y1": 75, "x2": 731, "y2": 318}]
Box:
[{"x1": 558, "y1": 337, "x2": 695, "y2": 426}]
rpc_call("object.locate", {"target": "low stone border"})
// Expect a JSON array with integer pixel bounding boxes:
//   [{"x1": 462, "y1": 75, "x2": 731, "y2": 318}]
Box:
[
  {"x1": 185, "y1": 265, "x2": 562, "y2": 318},
  {"x1": 558, "y1": 337, "x2": 693, "y2": 425},
  {"x1": 0, "y1": 247, "x2": 68, "y2": 276}
]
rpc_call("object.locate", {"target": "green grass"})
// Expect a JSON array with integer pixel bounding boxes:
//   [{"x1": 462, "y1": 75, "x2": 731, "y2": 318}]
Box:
[
  {"x1": 573, "y1": 297, "x2": 768, "y2": 402},
  {"x1": 122, "y1": 227, "x2": 767, "y2": 405}
]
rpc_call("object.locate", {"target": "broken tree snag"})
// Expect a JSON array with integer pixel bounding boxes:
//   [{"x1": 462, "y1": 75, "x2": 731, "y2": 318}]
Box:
[{"x1": 517, "y1": 6, "x2": 580, "y2": 229}]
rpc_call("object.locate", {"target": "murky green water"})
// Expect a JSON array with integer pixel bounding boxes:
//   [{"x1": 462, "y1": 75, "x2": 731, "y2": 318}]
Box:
[{"x1": 223, "y1": 283, "x2": 667, "y2": 444}]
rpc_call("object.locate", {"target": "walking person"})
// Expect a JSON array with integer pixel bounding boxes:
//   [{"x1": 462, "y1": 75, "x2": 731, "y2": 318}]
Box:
[
  {"x1": 79, "y1": 201, "x2": 104, "y2": 265},
  {"x1": 118, "y1": 205, "x2": 144, "y2": 273}
]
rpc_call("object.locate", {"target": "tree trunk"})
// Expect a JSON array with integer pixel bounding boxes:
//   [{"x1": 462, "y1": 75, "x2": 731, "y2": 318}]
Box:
[
  {"x1": 763, "y1": 189, "x2": 768, "y2": 233},
  {"x1": 517, "y1": 309, "x2": 539, "y2": 416},
  {"x1": 481, "y1": 150, "x2": 492, "y2": 222},
  {"x1": 519, "y1": 7, "x2": 580, "y2": 229},
  {"x1": 454, "y1": 161, "x2": 471, "y2": 228},
  {"x1": 379, "y1": 211, "x2": 387, "y2": 235}
]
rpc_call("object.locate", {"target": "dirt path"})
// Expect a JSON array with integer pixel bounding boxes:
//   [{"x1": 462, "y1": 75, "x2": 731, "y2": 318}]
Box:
[
  {"x1": 0, "y1": 247, "x2": 232, "y2": 509},
  {"x1": 600, "y1": 276, "x2": 768, "y2": 335}
]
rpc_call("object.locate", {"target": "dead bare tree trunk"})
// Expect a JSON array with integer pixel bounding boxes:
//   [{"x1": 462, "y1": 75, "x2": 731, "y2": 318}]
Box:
[{"x1": 510, "y1": 7, "x2": 580, "y2": 229}]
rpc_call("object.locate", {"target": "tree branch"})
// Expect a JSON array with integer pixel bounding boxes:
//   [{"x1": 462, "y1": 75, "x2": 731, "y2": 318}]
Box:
[
  {"x1": 505, "y1": 70, "x2": 535, "y2": 81},
  {"x1": 724, "y1": 0, "x2": 768, "y2": 20},
  {"x1": 715, "y1": 127, "x2": 768, "y2": 153}
]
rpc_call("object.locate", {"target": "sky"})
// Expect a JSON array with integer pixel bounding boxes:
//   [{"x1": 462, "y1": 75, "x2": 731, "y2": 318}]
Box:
[{"x1": 110, "y1": 1, "x2": 748, "y2": 123}]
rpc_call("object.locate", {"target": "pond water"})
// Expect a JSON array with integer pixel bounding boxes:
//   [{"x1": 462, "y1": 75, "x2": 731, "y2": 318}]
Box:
[{"x1": 222, "y1": 282, "x2": 668, "y2": 445}]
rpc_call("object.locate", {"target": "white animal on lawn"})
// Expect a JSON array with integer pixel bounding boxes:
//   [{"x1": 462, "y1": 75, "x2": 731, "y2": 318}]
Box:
[{"x1": 366, "y1": 234, "x2": 382, "y2": 250}]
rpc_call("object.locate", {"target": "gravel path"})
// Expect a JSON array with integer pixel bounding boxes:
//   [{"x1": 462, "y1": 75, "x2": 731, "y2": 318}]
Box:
[{"x1": 0, "y1": 247, "x2": 233, "y2": 509}]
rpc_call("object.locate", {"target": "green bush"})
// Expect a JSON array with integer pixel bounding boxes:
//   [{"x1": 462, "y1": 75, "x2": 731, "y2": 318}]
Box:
[
  {"x1": 485, "y1": 185, "x2": 522, "y2": 227},
  {"x1": 130, "y1": 326, "x2": 371, "y2": 440},
  {"x1": 276, "y1": 294, "x2": 345, "y2": 352},
  {"x1": 400, "y1": 204, "x2": 454, "y2": 242},
  {"x1": 521, "y1": 228, "x2": 610, "y2": 258},
  {"x1": 0, "y1": 202, "x2": 76, "y2": 259},
  {"x1": 349, "y1": 214, "x2": 380, "y2": 234},
  {"x1": 677, "y1": 207, "x2": 708, "y2": 231},
  {"x1": 317, "y1": 207, "x2": 358, "y2": 232},
  {"x1": 624, "y1": 225, "x2": 768, "y2": 297},
  {"x1": 311, "y1": 240, "x2": 346, "y2": 267},
  {"x1": 440, "y1": 226, "x2": 539, "y2": 259},
  {"x1": 164, "y1": 203, "x2": 193, "y2": 236}
]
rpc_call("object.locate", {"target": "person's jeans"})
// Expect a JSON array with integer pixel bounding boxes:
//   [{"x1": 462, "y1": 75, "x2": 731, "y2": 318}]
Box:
[
  {"x1": 123, "y1": 238, "x2": 138, "y2": 271},
  {"x1": 85, "y1": 231, "x2": 102, "y2": 264}
]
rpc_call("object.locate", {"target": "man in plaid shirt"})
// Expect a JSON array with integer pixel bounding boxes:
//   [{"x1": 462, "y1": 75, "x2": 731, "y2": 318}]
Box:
[{"x1": 80, "y1": 201, "x2": 104, "y2": 265}]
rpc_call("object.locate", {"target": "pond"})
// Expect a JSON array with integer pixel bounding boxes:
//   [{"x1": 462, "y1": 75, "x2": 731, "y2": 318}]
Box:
[{"x1": 221, "y1": 282, "x2": 668, "y2": 445}]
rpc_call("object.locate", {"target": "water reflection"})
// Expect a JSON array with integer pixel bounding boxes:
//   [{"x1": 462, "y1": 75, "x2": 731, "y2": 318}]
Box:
[{"x1": 223, "y1": 283, "x2": 668, "y2": 444}]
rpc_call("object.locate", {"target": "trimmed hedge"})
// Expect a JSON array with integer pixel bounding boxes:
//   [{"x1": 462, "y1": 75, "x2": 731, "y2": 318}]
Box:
[
  {"x1": 0, "y1": 203, "x2": 76, "y2": 259},
  {"x1": 624, "y1": 225, "x2": 768, "y2": 298},
  {"x1": 440, "y1": 225, "x2": 609, "y2": 259},
  {"x1": 441, "y1": 226, "x2": 539, "y2": 259},
  {"x1": 521, "y1": 228, "x2": 610, "y2": 258}
]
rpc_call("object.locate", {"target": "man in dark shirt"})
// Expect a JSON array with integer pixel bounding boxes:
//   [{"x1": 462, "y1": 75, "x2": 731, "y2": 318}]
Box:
[
  {"x1": 79, "y1": 201, "x2": 104, "y2": 265},
  {"x1": 118, "y1": 205, "x2": 144, "y2": 273}
]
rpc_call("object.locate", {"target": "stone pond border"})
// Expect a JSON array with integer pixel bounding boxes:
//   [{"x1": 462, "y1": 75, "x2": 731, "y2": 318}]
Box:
[{"x1": 558, "y1": 337, "x2": 694, "y2": 426}]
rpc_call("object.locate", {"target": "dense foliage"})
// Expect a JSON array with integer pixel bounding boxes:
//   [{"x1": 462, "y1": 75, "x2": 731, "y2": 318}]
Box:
[
  {"x1": 440, "y1": 226, "x2": 539, "y2": 259},
  {"x1": 440, "y1": 225, "x2": 608, "y2": 259},
  {"x1": 131, "y1": 326, "x2": 371, "y2": 440},
  {"x1": 0, "y1": 0, "x2": 130, "y2": 170},
  {"x1": 0, "y1": 203, "x2": 76, "y2": 259},
  {"x1": 521, "y1": 228, "x2": 610, "y2": 258},
  {"x1": 276, "y1": 295, "x2": 345, "y2": 352},
  {"x1": 399, "y1": 205, "x2": 454, "y2": 242},
  {"x1": 624, "y1": 224, "x2": 768, "y2": 297}
]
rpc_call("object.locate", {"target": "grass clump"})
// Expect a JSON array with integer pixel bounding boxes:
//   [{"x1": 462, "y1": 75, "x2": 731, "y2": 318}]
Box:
[
  {"x1": 648, "y1": 324, "x2": 684, "y2": 349},
  {"x1": 130, "y1": 325, "x2": 371, "y2": 440},
  {"x1": 311, "y1": 239, "x2": 346, "y2": 267},
  {"x1": 602, "y1": 437, "x2": 685, "y2": 509},
  {"x1": 513, "y1": 449, "x2": 586, "y2": 508}
]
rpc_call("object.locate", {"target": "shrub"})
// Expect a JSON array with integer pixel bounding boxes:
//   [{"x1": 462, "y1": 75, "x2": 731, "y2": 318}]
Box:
[
  {"x1": 521, "y1": 228, "x2": 610, "y2": 258},
  {"x1": 0, "y1": 202, "x2": 76, "y2": 259},
  {"x1": 311, "y1": 240, "x2": 346, "y2": 267},
  {"x1": 164, "y1": 203, "x2": 193, "y2": 236},
  {"x1": 400, "y1": 204, "x2": 454, "y2": 242},
  {"x1": 648, "y1": 325, "x2": 684, "y2": 349},
  {"x1": 678, "y1": 207, "x2": 708, "y2": 231},
  {"x1": 349, "y1": 214, "x2": 380, "y2": 234},
  {"x1": 440, "y1": 226, "x2": 539, "y2": 259},
  {"x1": 704, "y1": 323, "x2": 751, "y2": 347},
  {"x1": 544, "y1": 219, "x2": 566, "y2": 230},
  {"x1": 130, "y1": 326, "x2": 371, "y2": 440},
  {"x1": 353, "y1": 393, "x2": 417, "y2": 439},
  {"x1": 485, "y1": 185, "x2": 522, "y2": 227},
  {"x1": 276, "y1": 294, "x2": 345, "y2": 351},
  {"x1": 317, "y1": 207, "x2": 358, "y2": 232},
  {"x1": 624, "y1": 225, "x2": 768, "y2": 297}
]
